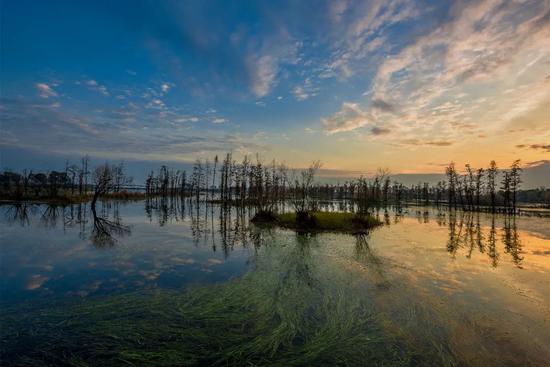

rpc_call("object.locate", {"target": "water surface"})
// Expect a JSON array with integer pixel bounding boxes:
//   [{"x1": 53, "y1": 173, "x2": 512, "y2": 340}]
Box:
[{"x1": 1, "y1": 200, "x2": 549, "y2": 366}]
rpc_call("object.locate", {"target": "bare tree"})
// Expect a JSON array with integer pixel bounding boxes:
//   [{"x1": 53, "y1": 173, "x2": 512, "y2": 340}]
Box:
[
  {"x1": 292, "y1": 160, "x2": 322, "y2": 214},
  {"x1": 91, "y1": 163, "x2": 115, "y2": 209},
  {"x1": 486, "y1": 160, "x2": 498, "y2": 212},
  {"x1": 445, "y1": 162, "x2": 457, "y2": 208},
  {"x1": 509, "y1": 159, "x2": 522, "y2": 213}
]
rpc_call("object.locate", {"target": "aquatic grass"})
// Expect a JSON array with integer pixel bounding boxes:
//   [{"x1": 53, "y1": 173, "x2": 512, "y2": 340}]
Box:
[
  {"x1": 2, "y1": 285, "x2": 390, "y2": 366},
  {"x1": 1, "y1": 235, "x2": 460, "y2": 367}
]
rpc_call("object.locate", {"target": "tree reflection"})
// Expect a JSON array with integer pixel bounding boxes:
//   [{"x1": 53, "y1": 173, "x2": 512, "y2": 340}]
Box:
[
  {"x1": 355, "y1": 233, "x2": 389, "y2": 290},
  {"x1": 487, "y1": 216, "x2": 499, "y2": 267},
  {"x1": 90, "y1": 203, "x2": 130, "y2": 248},
  {"x1": 502, "y1": 216, "x2": 523, "y2": 268},
  {"x1": 2, "y1": 202, "x2": 130, "y2": 248},
  {"x1": 1, "y1": 201, "x2": 529, "y2": 268},
  {"x1": 445, "y1": 211, "x2": 523, "y2": 268},
  {"x1": 3, "y1": 202, "x2": 35, "y2": 226},
  {"x1": 447, "y1": 211, "x2": 459, "y2": 257}
]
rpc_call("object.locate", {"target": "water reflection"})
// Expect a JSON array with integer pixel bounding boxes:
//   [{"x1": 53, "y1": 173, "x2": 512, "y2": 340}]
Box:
[
  {"x1": 1, "y1": 201, "x2": 549, "y2": 365},
  {"x1": 355, "y1": 234, "x2": 390, "y2": 290},
  {"x1": 1, "y1": 201, "x2": 131, "y2": 249},
  {"x1": 3, "y1": 203, "x2": 35, "y2": 226},
  {"x1": 0, "y1": 201, "x2": 537, "y2": 268},
  {"x1": 445, "y1": 210, "x2": 523, "y2": 267},
  {"x1": 90, "y1": 204, "x2": 131, "y2": 248},
  {"x1": 502, "y1": 216, "x2": 523, "y2": 268}
]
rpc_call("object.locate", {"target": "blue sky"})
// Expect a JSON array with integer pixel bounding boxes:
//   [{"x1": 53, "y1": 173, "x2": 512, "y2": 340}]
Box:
[{"x1": 1, "y1": 0, "x2": 549, "y2": 181}]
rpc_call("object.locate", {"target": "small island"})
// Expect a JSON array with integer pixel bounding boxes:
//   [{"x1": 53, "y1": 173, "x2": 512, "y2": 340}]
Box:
[{"x1": 252, "y1": 210, "x2": 382, "y2": 234}]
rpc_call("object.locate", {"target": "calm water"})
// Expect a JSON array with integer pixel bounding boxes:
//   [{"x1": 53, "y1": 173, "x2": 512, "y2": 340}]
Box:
[{"x1": 1, "y1": 200, "x2": 549, "y2": 366}]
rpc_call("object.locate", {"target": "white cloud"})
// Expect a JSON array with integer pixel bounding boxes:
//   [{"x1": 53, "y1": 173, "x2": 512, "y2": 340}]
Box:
[
  {"x1": 85, "y1": 79, "x2": 109, "y2": 96},
  {"x1": 329, "y1": 0, "x2": 349, "y2": 23},
  {"x1": 212, "y1": 118, "x2": 226, "y2": 124},
  {"x1": 322, "y1": 102, "x2": 372, "y2": 134},
  {"x1": 175, "y1": 116, "x2": 200, "y2": 123},
  {"x1": 36, "y1": 83, "x2": 57, "y2": 98},
  {"x1": 248, "y1": 54, "x2": 277, "y2": 97},
  {"x1": 246, "y1": 38, "x2": 300, "y2": 97},
  {"x1": 293, "y1": 78, "x2": 318, "y2": 101},
  {"x1": 293, "y1": 86, "x2": 309, "y2": 101},
  {"x1": 321, "y1": 0, "x2": 418, "y2": 80},
  {"x1": 145, "y1": 98, "x2": 166, "y2": 109},
  {"x1": 323, "y1": 0, "x2": 550, "y2": 146}
]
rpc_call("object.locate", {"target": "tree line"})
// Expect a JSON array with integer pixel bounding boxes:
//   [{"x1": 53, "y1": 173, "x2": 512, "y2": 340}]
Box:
[
  {"x1": 2, "y1": 154, "x2": 548, "y2": 213},
  {"x1": 143, "y1": 155, "x2": 539, "y2": 214},
  {"x1": 0, "y1": 156, "x2": 133, "y2": 208}
]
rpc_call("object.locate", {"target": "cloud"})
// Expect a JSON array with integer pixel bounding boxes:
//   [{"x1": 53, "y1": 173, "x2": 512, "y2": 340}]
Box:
[
  {"x1": 329, "y1": 0, "x2": 348, "y2": 23},
  {"x1": 292, "y1": 78, "x2": 318, "y2": 101},
  {"x1": 212, "y1": 118, "x2": 226, "y2": 124},
  {"x1": 293, "y1": 86, "x2": 308, "y2": 101},
  {"x1": 0, "y1": 97, "x2": 261, "y2": 161},
  {"x1": 322, "y1": 102, "x2": 372, "y2": 134},
  {"x1": 404, "y1": 139, "x2": 453, "y2": 147},
  {"x1": 246, "y1": 36, "x2": 300, "y2": 97},
  {"x1": 248, "y1": 54, "x2": 278, "y2": 97},
  {"x1": 321, "y1": 0, "x2": 418, "y2": 79},
  {"x1": 35, "y1": 83, "x2": 57, "y2": 98},
  {"x1": 371, "y1": 98, "x2": 397, "y2": 114},
  {"x1": 85, "y1": 80, "x2": 109, "y2": 96},
  {"x1": 372, "y1": 0, "x2": 549, "y2": 110},
  {"x1": 371, "y1": 126, "x2": 391, "y2": 135},
  {"x1": 161, "y1": 83, "x2": 171, "y2": 93},
  {"x1": 145, "y1": 98, "x2": 166, "y2": 109},
  {"x1": 523, "y1": 159, "x2": 550, "y2": 168},
  {"x1": 516, "y1": 144, "x2": 550, "y2": 153},
  {"x1": 175, "y1": 116, "x2": 199, "y2": 123},
  {"x1": 322, "y1": 0, "x2": 549, "y2": 150}
]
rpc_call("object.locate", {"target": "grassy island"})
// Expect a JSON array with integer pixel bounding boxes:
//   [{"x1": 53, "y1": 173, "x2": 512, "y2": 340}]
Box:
[{"x1": 252, "y1": 211, "x2": 382, "y2": 234}]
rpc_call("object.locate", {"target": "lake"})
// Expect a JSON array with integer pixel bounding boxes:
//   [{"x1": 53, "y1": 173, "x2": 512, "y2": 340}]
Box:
[{"x1": 1, "y1": 199, "x2": 549, "y2": 366}]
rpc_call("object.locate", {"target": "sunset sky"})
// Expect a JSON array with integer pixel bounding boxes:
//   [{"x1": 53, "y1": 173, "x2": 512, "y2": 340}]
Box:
[{"x1": 1, "y1": 0, "x2": 549, "y2": 180}]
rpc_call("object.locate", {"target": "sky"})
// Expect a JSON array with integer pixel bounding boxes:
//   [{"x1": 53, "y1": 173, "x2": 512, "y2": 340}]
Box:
[{"x1": 1, "y1": 0, "x2": 549, "y2": 184}]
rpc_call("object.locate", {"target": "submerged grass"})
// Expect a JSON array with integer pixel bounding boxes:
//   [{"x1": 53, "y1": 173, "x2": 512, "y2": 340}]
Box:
[{"x1": 1, "y1": 234, "x2": 458, "y2": 367}]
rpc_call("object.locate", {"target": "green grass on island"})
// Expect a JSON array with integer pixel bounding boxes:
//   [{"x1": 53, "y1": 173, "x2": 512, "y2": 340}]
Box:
[{"x1": 253, "y1": 211, "x2": 382, "y2": 233}]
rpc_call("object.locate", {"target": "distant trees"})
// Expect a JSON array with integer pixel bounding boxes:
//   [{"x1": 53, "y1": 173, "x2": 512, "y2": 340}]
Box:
[
  {"x1": 141, "y1": 155, "x2": 529, "y2": 214},
  {"x1": 0, "y1": 156, "x2": 133, "y2": 201},
  {"x1": 2, "y1": 153, "x2": 541, "y2": 214},
  {"x1": 440, "y1": 160, "x2": 523, "y2": 213}
]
